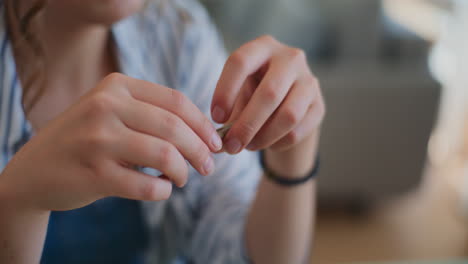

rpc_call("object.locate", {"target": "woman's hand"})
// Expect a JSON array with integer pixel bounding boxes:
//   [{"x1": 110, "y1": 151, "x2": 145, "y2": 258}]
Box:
[
  {"x1": 211, "y1": 35, "x2": 325, "y2": 155},
  {"x1": 0, "y1": 73, "x2": 222, "y2": 212}
]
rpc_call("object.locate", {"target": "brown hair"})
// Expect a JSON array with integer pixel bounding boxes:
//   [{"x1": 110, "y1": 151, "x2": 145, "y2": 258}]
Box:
[
  {"x1": 6, "y1": 0, "x2": 190, "y2": 114},
  {"x1": 6, "y1": 0, "x2": 47, "y2": 114}
]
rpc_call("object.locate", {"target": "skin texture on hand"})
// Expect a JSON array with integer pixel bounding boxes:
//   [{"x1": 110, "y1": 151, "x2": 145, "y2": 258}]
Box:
[
  {"x1": 212, "y1": 35, "x2": 324, "y2": 153},
  {"x1": 1, "y1": 73, "x2": 223, "y2": 212},
  {"x1": 2, "y1": 1, "x2": 225, "y2": 262},
  {"x1": 0, "y1": 73, "x2": 223, "y2": 263},
  {"x1": 211, "y1": 35, "x2": 325, "y2": 176}
]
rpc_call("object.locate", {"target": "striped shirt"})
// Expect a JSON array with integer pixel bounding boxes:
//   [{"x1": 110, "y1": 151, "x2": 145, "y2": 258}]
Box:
[{"x1": 0, "y1": 0, "x2": 262, "y2": 263}]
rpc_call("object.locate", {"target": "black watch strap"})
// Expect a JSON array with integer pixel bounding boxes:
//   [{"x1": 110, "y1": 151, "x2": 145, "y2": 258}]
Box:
[{"x1": 260, "y1": 151, "x2": 320, "y2": 187}]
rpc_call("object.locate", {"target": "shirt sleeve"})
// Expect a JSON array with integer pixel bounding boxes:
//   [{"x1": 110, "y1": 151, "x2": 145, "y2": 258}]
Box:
[{"x1": 175, "y1": 2, "x2": 262, "y2": 263}]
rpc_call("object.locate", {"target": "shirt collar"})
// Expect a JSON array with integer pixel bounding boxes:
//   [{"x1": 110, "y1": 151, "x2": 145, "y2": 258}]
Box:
[{"x1": 112, "y1": 13, "x2": 154, "y2": 82}]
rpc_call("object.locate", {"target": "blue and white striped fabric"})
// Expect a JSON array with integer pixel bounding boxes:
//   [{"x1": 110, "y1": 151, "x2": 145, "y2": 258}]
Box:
[{"x1": 0, "y1": 0, "x2": 262, "y2": 263}]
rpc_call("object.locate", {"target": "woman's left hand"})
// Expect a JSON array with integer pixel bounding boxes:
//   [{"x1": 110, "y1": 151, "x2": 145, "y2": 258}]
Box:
[{"x1": 211, "y1": 35, "x2": 325, "y2": 154}]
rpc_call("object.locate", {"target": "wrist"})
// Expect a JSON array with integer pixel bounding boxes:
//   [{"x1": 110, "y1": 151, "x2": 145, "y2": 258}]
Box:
[
  {"x1": 265, "y1": 133, "x2": 319, "y2": 179},
  {"x1": 0, "y1": 172, "x2": 47, "y2": 215},
  {"x1": 0, "y1": 174, "x2": 50, "y2": 264}
]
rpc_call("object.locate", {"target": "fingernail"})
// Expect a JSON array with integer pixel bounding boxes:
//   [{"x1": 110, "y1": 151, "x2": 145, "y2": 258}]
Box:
[
  {"x1": 225, "y1": 138, "x2": 242, "y2": 154},
  {"x1": 211, "y1": 131, "x2": 223, "y2": 151},
  {"x1": 203, "y1": 156, "x2": 215, "y2": 175},
  {"x1": 212, "y1": 106, "x2": 225, "y2": 123}
]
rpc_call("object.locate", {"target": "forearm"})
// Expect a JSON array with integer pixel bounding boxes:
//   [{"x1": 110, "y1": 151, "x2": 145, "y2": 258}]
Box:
[
  {"x1": 0, "y1": 180, "x2": 49, "y2": 263},
  {"x1": 246, "y1": 135, "x2": 318, "y2": 264}
]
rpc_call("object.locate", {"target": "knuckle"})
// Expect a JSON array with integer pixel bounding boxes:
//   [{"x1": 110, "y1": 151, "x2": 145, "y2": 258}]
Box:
[
  {"x1": 134, "y1": 137, "x2": 153, "y2": 158},
  {"x1": 93, "y1": 162, "x2": 109, "y2": 180},
  {"x1": 288, "y1": 48, "x2": 307, "y2": 62},
  {"x1": 103, "y1": 73, "x2": 132, "y2": 95},
  {"x1": 102, "y1": 72, "x2": 126, "y2": 88},
  {"x1": 163, "y1": 114, "x2": 182, "y2": 135},
  {"x1": 158, "y1": 143, "x2": 176, "y2": 169},
  {"x1": 83, "y1": 124, "x2": 110, "y2": 151},
  {"x1": 81, "y1": 159, "x2": 109, "y2": 188},
  {"x1": 312, "y1": 85, "x2": 326, "y2": 116},
  {"x1": 87, "y1": 92, "x2": 116, "y2": 115},
  {"x1": 317, "y1": 100, "x2": 326, "y2": 120},
  {"x1": 261, "y1": 83, "x2": 281, "y2": 102},
  {"x1": 170, "y1": 89, "x2": 187, "y2": 110},
  {"x1": 286, "y1": 130, "x2": 300, "y2": 145},
  {"x1": 259, "y1": 34, "x2": 277, "y2": 44},
  {"x1": 81, "y1": 157, "x2": 101, "y2": 175},
  {"x1": 281, "y1": 108, "x2": 301, "y2": 127},
  {"x1": 306, "y1": 75, "x2": 320, "y2": 89},
  {"x1": 312, "y1": 75, "x2": 320, "y2": 88},
  {"x1": 101, "y1": 72, "x2": 128, "y2": 89},
  {"x1": 301, "y1": 75, "x2": 321, "y2": 100},
  {"x1": 141, "y1": 180, "x2": 159, "y2": 201},
  {"x1": 158, "y1": 143, "x2": 188, "y2": 186},
  {"x1": 236, "y1": 121, "x2": 257, "y2": 143},
  {"x1": 228, "y1": 51, "x2": 249, "y2": 71}
]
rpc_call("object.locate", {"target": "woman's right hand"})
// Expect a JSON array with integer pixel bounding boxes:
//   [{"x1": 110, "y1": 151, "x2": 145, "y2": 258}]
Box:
[{"x1": 0, "y1": 73, "x2": 222, "y2": 212}]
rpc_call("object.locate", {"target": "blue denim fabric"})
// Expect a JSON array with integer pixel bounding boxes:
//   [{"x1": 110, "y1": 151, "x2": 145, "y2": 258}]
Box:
[{"x1": 40, "y1": 198, "x2": 148, "y2": 264}]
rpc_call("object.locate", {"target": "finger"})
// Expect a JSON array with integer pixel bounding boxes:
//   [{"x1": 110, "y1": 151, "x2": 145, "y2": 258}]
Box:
[
  {"x1": 119, "y1": 99, "x2": 215, "y2": 177},
  {"x1": 116, "y1": 130, "x2": 189, "y2": 187},
  {"x1": 104, "y1": 73, "x2": 223, "y2": 152},
  {"x1": 211, "y1": 35, "x2": 276, "y2": 123},
  {"x1": 227, "y1": 75, "x2": 259, "y2": 124},
  {"x1": 106, "y1": 164, "x2": 173, "y2": 201},
  {"x1": 216, "y1": 76, "x2": 258, "y2": 153},
  {"x1": 269, "y1": 99, "x2": 325, "y2": 152},
  {"x1": 246, "y1": 77, "x2": 317, "y2": 151},
  {"x1": 134, "y1": 86, "x2": 222, "y2": 152},
  {"x1": 223, "y1": 56, "x2": 299, "y2": 154}
]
